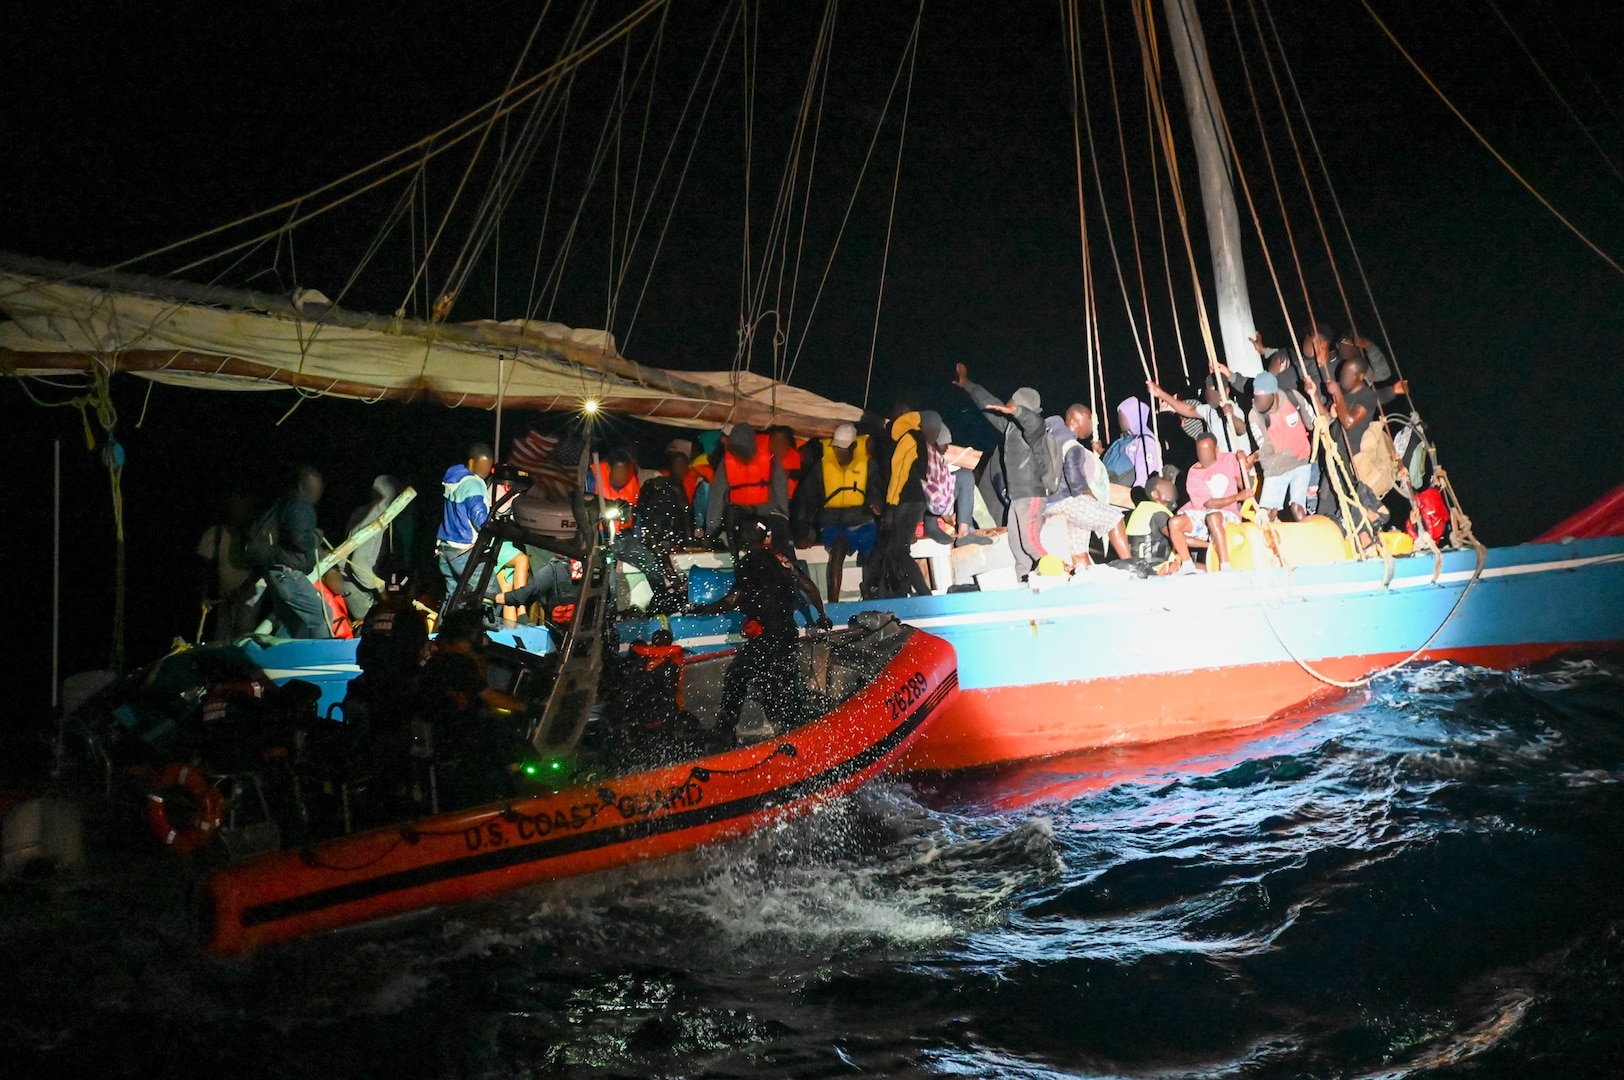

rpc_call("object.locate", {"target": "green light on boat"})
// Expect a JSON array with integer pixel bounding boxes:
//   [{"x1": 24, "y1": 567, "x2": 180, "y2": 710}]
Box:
[
  {"x1": 549, "y1": 759, "x2": 566, "y2": 771},
  {"x1": 523, "y1": 764, "x2": 538, "y2": 776}
]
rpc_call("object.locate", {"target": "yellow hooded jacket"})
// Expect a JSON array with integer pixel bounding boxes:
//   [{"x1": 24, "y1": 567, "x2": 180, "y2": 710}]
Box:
[{"x1": 887, "y1": 412, "x2": 924, "y2": 507}]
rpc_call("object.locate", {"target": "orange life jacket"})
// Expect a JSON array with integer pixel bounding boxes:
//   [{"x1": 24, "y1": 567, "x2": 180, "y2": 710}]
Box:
[
  {"x1": 594, "y1": 461, "x2": 642, "y2": 505},
  {"x1": 778, "y1": 444, "x2": 803, "y2": 501},
  {"x1": 722, "y1": 434, "x2": 775, "y2": 508}
]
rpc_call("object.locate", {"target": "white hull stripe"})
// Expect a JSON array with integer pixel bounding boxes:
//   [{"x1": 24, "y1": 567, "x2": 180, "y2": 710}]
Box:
[{"x1": 666, "y1": 551, "x2": 1624, "y2": 646}]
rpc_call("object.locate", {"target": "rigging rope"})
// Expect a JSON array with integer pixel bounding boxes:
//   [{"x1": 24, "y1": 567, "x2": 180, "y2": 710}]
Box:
[
  {"x1": 739, "y1": 0, "x2": 839, "y2": 384},
  {"x1": 782, "y1": 1, "x2": 839, "y2": 375},
  {"x1": 1220, "y1": 0, "x2": 1304, "y2": 354},
  {"x1": 431, "y1": 0, "x2": 568, "y2": 317},
  {"x1": 1251, "y1": 0, "x2": 1405, "y2": 392},
  {"x1": 769, "y1": 1, "x2": 839, "y2": 385},
  {"x1": 1060, "y1": 0, "x2": 1100, "y2": 426},
  {"x1": 611, "y1": 4, "x2": 669, "y2": 331},
  {"x1": 1071, "y1": 0, "x2": 1156, "y2": 424},
  {"x1": 1245, "y1": 0, "x2": 1343, "y2": 336},
  {"x1": 0, "y1": 0, "x2": 668, "y2": 313},
  {"x1": 1484, "y1": 0, "x2": 1624, "y2": 187},
  {"x1": 1530, "y1": 0, "x2": 1624, "y2": 134},
  {"x1": 1129, "y1": 2, "x2": 1221, "y2": 381},
  {"x1": 786, "y1": 10, "x2": 920, "y2": 379},
  {"x1": 409, "y1": 0, "x2": 564, "y2": 316},
  {"x1": 523, "y1": 77, "x2": 577, "y2": 325},
  {"x1": 1358, "y1": 0, "x2": 1624, "y2": 279},
  {"x1": 622, "y1": 1, "x2": 742, "y2": 352},
  {"x1": 528, "y1": 25, "x2": 664, "y2": 325},
  {"x1": 12, "y1": 0, "x2": 674, "y2": 295},
  {"x1": 863, "y1": 1, "x2": 923, "y2": 410},
  {"x1": 1099, "y1": 0, "x2": 1160, "y2": 386},
  {"x1": 1201, "y1": 0, "x2": 1369, "y2": 535},
  {"x1": 1145, "y1": 77, "x2": 1190, "y2": 383},
  {"x1": 737, "y1": 0, "x2": 758, "y2": 368}
]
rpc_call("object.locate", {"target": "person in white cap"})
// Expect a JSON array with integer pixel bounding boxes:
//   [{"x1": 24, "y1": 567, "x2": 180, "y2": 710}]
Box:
[{"x1": 802, "y1": 421, "x2": 880, "y2": 601}]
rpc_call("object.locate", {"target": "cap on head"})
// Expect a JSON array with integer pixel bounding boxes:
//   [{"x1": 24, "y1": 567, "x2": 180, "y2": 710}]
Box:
[
  {"x1": 935, "y1": 422, "x2": 952, "y2": 447},
  {"x1": 831, "y1": 423, "x2": 857, "y2": 449},
  {"x1": 1011, "y1": 387, "x2": 1041, "y2": 412},
  {"x1": 1252, "y1": 371, "x2": 1279, "y2": 395},
  {"x1": 727, "y1": 423, "x2": 758, "y2": 457}
]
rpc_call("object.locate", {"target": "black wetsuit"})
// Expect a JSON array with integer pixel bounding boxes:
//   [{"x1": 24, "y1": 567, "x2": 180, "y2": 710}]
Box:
[{"x1": 717, "y1": 546, "x2": 806, "y2": 734}]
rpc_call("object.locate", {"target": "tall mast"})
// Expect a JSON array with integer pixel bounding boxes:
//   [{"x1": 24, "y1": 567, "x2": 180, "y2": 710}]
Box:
[{"x1": 1162, "y1": 0, "x2": 1261, "y2": 377}]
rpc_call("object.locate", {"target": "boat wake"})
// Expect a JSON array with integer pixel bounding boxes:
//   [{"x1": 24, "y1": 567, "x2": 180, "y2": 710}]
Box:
[{"x1": 3, "y1": 657, "x2": 1623, "y2": 1077}]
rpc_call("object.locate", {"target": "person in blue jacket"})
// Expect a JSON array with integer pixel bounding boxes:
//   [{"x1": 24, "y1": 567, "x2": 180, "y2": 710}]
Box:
[{"x1": 436, "y1": 442, "x2": 493, "y2": 598}]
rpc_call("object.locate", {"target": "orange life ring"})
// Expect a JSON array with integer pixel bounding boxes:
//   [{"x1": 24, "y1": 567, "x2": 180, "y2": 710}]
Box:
[{"x1": 146, "y1": 763, "x2": 224, "y2": 855}]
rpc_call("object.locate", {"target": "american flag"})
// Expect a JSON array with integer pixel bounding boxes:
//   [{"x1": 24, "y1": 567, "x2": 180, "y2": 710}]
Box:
[{"x1": 509, "y1": 428, "x2": 586, "y2": 501}]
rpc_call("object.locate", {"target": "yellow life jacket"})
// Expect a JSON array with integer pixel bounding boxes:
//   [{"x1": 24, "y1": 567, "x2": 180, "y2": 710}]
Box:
[
  {"x1": 1125, "y1": 500, "x2": 1173, "y2": 563},
  {"x1": 820, "y1": 435, "x2": 870, "y2": 509}
]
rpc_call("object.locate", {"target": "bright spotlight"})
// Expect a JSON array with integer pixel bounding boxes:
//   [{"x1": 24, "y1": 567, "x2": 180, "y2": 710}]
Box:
[{"x1": 581, "y1": 398, "x2": 601, "y2": 416}]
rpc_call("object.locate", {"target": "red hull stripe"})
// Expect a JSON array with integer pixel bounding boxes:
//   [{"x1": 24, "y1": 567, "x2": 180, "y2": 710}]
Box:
[{"x1": 892, "y1": 641, "x2": 1609, "y2": 774}]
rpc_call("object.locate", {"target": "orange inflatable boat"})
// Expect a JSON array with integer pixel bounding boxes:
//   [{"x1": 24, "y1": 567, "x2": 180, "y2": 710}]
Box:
[{"x1": 202, "y1": 617, "x2": 956, "y2": 955}]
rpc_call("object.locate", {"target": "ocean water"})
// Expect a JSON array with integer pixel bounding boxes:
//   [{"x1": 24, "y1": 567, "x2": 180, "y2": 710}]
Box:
[{"x1": 4, "y1": 658, "x2": 1623, "y2": 1078}]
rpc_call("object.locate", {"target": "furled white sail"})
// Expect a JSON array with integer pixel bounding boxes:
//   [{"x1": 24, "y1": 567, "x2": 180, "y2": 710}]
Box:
[{"x1": 0, "y1": 256, "x2": 860, "y2": 434}]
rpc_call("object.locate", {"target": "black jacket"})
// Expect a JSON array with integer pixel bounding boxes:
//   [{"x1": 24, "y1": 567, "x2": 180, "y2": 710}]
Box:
[{"x1": 961, "y1": 381, "x2": 1048, "y2": 500}]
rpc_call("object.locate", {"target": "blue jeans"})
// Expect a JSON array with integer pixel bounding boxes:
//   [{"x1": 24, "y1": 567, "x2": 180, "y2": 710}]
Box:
[
  {"x1": 438, "y1": 544, "x2": 472, "y2": 600},
  {"x1": 264, "y1": 566, "x2": 331, "y2": 639}
]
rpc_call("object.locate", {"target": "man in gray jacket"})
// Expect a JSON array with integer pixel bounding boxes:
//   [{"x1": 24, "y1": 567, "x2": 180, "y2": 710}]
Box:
[{"x1": 954, "y1": 362, "x2": 1051, "y2": 578}]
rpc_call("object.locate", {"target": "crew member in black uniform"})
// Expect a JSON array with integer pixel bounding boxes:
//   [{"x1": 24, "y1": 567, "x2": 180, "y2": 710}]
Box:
[
  {"x1": 343, "y1": 557, "x2": 429, "y2": 732},
  {"x1": 412, "y1": 607, "x2": 531, "y2": 807},
  {"x1": 695, "y1": 518, "x2": 832, "y2": 739}
]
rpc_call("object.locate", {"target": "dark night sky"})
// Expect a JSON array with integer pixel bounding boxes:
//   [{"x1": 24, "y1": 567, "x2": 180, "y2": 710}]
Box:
[{"x1": 3, "y1": 1, "x2": 1623, "y2": 702}]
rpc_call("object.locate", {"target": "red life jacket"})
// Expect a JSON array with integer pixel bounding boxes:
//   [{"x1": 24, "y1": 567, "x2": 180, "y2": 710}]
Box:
[
  {"x1": 1409, "y1": 487, "x2": 1449, "y2": 542},
  {"x1": 723, "y1": 434, "x2": 775, "y2": 508},
  {"x1": 316, "y1": 580, "x2": 356, "y2": 640},
  {"x1": 630, "y1": 643, "x2": 686, "y2": 670},
  {"x1": 1268, "y1": 393, "x2": 1312, "y2": 460}
]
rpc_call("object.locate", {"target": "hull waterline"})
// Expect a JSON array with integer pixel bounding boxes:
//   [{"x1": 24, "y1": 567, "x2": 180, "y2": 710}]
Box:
[{"x1": 631, "y1": 538, "x2": 1624, "y2": 772}]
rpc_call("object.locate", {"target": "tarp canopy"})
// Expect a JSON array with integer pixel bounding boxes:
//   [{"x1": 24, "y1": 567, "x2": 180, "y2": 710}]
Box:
[{"x1": 0, "y1": 254, "x2": 861, "y2": 435}]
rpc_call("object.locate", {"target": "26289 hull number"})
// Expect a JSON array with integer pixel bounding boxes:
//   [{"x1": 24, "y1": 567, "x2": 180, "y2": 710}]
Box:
[{"x1": 885, "y1": 671, "x2": 929, "y2": 719}]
